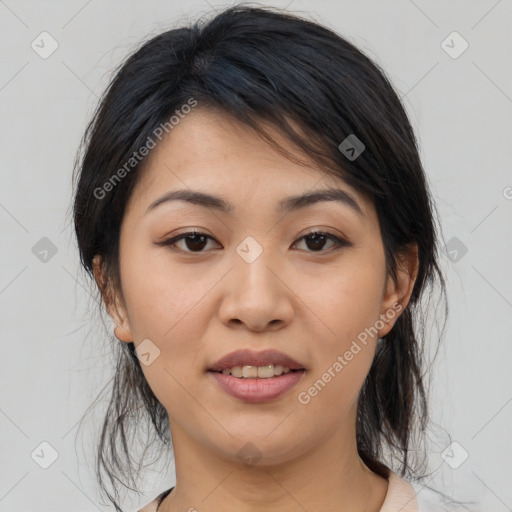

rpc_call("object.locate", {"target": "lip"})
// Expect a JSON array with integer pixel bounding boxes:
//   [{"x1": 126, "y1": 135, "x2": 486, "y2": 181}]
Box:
[
  {"x1": 208, "y1": 348, "x2": 305, "y2": 372},
  {"x1": 208, "y1": 369, "x2": 306, "y2": 403}
]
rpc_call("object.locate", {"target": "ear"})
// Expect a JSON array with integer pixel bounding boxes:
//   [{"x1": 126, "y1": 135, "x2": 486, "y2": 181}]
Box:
[
  {"x1": 378, "y1": 243, "x2": 419, "y2": 338},
  {"x1": 92, "y1": 255, "x2": 133, "y2": 343}
]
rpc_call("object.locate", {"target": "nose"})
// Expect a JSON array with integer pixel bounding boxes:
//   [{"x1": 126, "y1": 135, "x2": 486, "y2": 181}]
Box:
[{"x1": 217, "y1": 251, "x2": 295, "y2": 332}]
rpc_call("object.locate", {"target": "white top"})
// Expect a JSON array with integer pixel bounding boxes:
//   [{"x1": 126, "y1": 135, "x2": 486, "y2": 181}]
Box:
[{"x1": 138, "y1": 471, "x2": 447, "y2": 511}]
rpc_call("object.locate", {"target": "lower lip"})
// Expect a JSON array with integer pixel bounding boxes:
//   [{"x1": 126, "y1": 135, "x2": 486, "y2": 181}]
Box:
[{"x1": 208, "y1": 370, "x2": 305, "y2": 403}]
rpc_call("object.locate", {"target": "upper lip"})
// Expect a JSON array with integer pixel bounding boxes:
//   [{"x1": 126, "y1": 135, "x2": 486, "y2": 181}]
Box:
[{"x1": 208, "y1": 349, "x2": 306, "y2": 372}]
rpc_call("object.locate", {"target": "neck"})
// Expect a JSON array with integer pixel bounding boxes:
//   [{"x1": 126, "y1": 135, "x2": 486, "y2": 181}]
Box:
[{"x1": 160, "y1": 411, "x2": 389, "y2": 512}]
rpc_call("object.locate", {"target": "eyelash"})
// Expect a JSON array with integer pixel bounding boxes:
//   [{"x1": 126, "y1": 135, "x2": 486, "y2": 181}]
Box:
[{"x1": 157, "y1": 229, "x2": 350, "y2": 254}]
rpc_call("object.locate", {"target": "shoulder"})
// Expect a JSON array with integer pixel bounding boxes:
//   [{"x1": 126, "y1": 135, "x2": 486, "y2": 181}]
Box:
[
  {"x1": 138, "y1": 477, "x2": 457, "y2": 512},
  {"x1": 137, "y1": 497, "x2": 159, "y2": 512},
  {"x1": 137, "y1": 487, "x2": 174, "y2": 512},
  {"x1": 380, "y1": 471, "x2": 419, "y2": 511},
  {"x1": 381, "y1": 471, "x2": 462, "y2": 511},
  {"x1": 415, "y1": 489, "x2": 450, "y2": 511},
  {"x1": 389, "y1": 474, "x2": 467, "y2": 512},
  {"x1": 410, "y1": 481, "x2": 468, "y2": 512}
]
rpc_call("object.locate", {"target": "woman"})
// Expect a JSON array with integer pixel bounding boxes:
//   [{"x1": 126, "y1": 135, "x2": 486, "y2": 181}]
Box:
[{"x1": 72, "y1": 5, "x2": 466, "y2": 511}]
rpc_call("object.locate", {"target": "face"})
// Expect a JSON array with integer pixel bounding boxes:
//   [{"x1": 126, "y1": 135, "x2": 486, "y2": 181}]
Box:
[{"x1": 95, "y1": 107, "x2": 416, "y2": 466}]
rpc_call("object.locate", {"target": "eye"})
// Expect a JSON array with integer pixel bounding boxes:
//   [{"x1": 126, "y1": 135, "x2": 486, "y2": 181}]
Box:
[
  {"x1": 157, "y1": 229, "x2": 349, "y2": 254},
  {"x1": 292, "y1": 230, "x2": 349, "y2": 253},
  {"x1": 157, "y1": 230, "x2": 219, "y2": 253}
]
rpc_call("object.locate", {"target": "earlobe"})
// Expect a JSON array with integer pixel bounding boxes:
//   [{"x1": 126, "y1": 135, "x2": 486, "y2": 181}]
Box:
[
  {"x1": 92, "y1": 255, "x2": 134, "y2": 343},
  {"x1": 114, "y1": 324, "x2": 133, "y2": 343},
  {"x1": 378, "y1": 243, "x2": 419, "y2": 338}
]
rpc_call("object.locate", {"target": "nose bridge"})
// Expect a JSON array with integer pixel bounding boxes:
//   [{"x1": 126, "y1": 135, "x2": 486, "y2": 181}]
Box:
[
  {"x1": 233, "y1": 234, "x2": 281, "y2": 299},
  {"x1": 218, "y1": 234, "x2": 293, "y2": 330}
]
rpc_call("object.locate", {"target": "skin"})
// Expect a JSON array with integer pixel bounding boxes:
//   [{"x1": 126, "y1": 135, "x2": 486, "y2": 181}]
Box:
[{"x1": 93, "y1": 107, "x2": 419, "y2": 512}]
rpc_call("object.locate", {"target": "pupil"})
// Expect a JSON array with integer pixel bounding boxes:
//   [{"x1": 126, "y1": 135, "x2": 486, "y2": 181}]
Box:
[
  {"x1": 307, "y1": 234, "x2": 326, "y2": 251},
  {"x1": 186, "y1": 234, "x2": 207, "y2": 251}
]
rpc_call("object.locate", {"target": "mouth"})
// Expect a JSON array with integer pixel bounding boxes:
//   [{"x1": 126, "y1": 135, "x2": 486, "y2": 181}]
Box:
[
  {"x1": 207, "y1": 349, "x2": 306, "y2": 403},
  {"x1": 209, "y1": 364, "x2": 304, "y2": 378}
]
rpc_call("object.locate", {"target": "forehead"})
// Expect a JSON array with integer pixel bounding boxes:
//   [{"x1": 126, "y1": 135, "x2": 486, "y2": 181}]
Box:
[{"x1": 128, "y1": 107, "x2": 373, "y2": 219}]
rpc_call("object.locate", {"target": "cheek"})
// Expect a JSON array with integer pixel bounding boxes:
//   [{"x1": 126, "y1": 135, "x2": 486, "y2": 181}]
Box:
[
  {"x1": 119, "y1": 239, "x2": 211, "y2": 340},
  {"x1": 294, "y1": 256, "x2": 385, "y2": 407},
  {"x1": 117, "y1": 240, "x2": 220, "y2": 404},
  {"x1": 301, "y1": 254, "x2": 385, "y2": 350}
]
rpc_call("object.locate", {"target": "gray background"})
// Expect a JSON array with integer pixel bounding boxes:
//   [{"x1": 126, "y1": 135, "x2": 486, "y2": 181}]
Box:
[{"x1": 0, "y1": 0, "x2": 511, "y2": 510}]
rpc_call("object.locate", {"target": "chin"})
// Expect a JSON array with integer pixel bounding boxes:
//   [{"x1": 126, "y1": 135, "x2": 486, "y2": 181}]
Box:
[{"x1": 209, "y1": 430, "x2": 308, "y2": 467}]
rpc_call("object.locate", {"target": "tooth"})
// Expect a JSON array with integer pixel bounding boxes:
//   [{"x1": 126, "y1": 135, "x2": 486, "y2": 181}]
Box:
[
  {"x1": 274, "y1": 364, "x2": 284, "y2": 376},
  {"x1": 242, "y1": 365, "x2": 258, "y2": 378},
  {"x1": 231, "y1": 366, "x2": 243, "y2": 378},
  {"x1": 257, "y1": 365, "x2": 275, "y2": 378},
  {"x1": 219, "y1": 365, "x2": 295, "y2": 377}
]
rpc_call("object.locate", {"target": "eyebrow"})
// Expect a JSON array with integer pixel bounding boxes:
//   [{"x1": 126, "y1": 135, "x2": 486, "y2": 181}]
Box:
[{"x1": 145, "y1": 187, "x2": 364, "y2": 217}]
